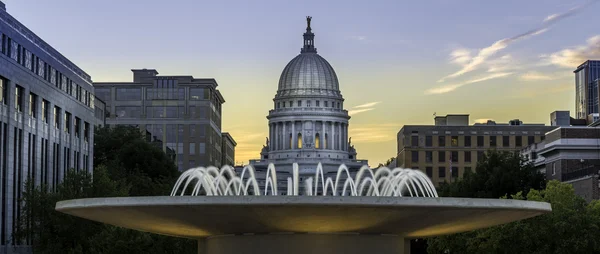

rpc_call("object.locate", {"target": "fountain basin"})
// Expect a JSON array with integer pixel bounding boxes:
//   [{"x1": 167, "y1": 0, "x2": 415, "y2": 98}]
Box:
[{"x1": 56, "y1": 196, "x2": 550, "y2": 254}]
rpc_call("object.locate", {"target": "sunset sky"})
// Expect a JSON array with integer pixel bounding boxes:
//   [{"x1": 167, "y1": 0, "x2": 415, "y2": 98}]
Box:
[{"x1": 5, "y1": 0, "x2": 600, "y2": 166}]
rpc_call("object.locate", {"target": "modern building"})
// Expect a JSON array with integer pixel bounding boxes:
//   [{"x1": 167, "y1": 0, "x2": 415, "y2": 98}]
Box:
[
  {"x1": 93, "y1": 69, "x2": 233, "y2": 171},
  {"x1": 221, "y1": 132, "x2": 236, "y2": 167},
  {"x1": 244, "y1": 17, "x2": 368, "y2": 194},
  {"x1": 93, "y1": 96, "x2": 106, "y2": 127},
  {"x1": 521, "y1": 127, "x2": 600, "y2": 202},
  {"x1": 574, "y1": 60, "x2": 600, "y2": 120},
  {"x1": 397, "y1": 114, "x2": 556, "y2": 186},
  {"x1": 0, "y1": 1, "x2": 97, "y2": 252}
]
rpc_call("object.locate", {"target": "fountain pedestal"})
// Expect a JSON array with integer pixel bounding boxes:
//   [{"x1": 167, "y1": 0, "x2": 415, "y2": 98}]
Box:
[
  {"x1": 198, "y1": 234, "x2": 410, "y2": 254},
  {"x1": 55, "y1": 196, "x2": 551, "y2": 254}
]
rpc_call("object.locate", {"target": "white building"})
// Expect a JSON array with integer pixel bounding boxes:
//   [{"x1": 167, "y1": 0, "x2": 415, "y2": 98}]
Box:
[{"x1": 243, "y1": 17, "x2": 368, "y2": 194}]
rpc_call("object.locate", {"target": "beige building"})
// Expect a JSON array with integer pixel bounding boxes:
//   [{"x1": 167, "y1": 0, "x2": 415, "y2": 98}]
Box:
[{"x1": 397, "y1": 114, "x2": 556, "y2": 186}]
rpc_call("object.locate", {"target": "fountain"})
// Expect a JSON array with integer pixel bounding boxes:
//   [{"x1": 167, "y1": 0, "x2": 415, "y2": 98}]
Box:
[
  {"x1": 171, "y1": 163, "x2": 438, "y2": 197},
  {"x1": 56, "y1": 163, "x2": 551, "y2": 254}
]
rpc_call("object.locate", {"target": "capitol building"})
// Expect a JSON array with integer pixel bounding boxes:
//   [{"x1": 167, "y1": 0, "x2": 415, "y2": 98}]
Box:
[{"x1": 243, "y1": 17, "x2": 368, "y2": 194}]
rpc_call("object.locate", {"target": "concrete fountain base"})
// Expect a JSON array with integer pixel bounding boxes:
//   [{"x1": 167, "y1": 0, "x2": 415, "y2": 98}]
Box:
[
  {"x1": 55, "y1": 196, "x2": 551, "y2": 254},
  {"x1": 199, "y1": 234, "x2": 410, "y2": 254}
]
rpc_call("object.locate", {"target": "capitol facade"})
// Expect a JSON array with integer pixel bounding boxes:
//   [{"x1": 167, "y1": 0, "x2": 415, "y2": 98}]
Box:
[{"x1": 244, "y1": 17, "x2": 368, "y2": 192}]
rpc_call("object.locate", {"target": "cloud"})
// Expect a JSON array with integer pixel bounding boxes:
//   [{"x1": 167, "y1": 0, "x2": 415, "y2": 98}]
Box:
[
  {"x1": 348, "y1": 108, "x2": 374, "y2": 116},
  {"x1": 543, "y1": 35, "x2": 600, "y2": 68},
  {"x1": 426, "y1": 72, "x2": 513, "y2": 95},
  {"x1": 449, "y1": 48, "x2": 472, "y2": 66},
  {"x1": 519, "y1": 71, "x2": 553, "y2": 81},
  {"x1": 438, "y1": 1, "x2": 594, "y2": 83},
  {"x1": 350, "y1": 35, "x2": 367, "y2": 41},
  {"x1": 348, "y1": 101, "x2": 381, "y2": 116},
  {"x1": 353, "y1": 102, "x2": 381, "y2": 108},
  {"x1": 513, "y1": 83, "x2": 573, "y2": 98},
  {"x1": 544, "y1": 14, "x2": 560, "y2": 22},
  {"x1": 349, "y1": 124, "x2": 400, "y2": 143}
]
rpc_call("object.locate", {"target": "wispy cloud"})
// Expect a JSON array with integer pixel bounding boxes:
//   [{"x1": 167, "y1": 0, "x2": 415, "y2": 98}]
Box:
[
  {"x1": 349, "y1": 123, "x2": 400, "y2": 143},
  {"x1": 543, "y1": 35, "x2": 600, "y2": 68},
  {"x1": 519, "y1": 71, "x2": 572, "y2": 81},
  {"x1": 513, "y1": 83, "x2": 573, "y2": 98},
  {"x1": 437, "y1": 1, "x2": 595, "y2": 84},
  {"x1": 348, "y1": 101, "x2": 381, "y2": 116},
  {"x1": 426, "y1": 72, "x2": 513, "y2": 95},
  {"x1": 348, "y1": 108, "x2": 375, "y2": 116},
  {"x1": 353, "y1": 102, "x2": 381, "y2": 108},
  {"x1": 350, "y1": 35, "x2": 367, "y2": 41},
  {"x1": 519, "y1": 71, "x2": 553, "y2": 81}
]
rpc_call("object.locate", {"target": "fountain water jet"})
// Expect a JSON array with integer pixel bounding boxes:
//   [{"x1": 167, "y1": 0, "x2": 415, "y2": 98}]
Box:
[{"x1": 171, "y1": 163, "x2": 438, "y2": 197}]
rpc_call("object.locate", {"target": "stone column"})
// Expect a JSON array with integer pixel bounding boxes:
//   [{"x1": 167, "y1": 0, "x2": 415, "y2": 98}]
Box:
[
  {"x1": 275, "y1": 123, "x2": 279, "y2": 151},
  {"x1": 322, "y1": 121, "x2": 326, "y2": 149},
  {"x1": 331, "y1": 122, "x2": 335, "y2": 150},
  {"x1": 282, "y1": 122, "x2": 286, "y2": 150},
  {"x1": 344, "y1": 123, "x2": 348, "y2": 151},
  {"x1": 291, "y1": 121, "x2": 295, "y2": 149},
  {"x1": 269, "y1": 123, "x2": 273, "y2": 148},
  {"x1": 313, "y1": 120, "x2": 316, "y2": 149}
]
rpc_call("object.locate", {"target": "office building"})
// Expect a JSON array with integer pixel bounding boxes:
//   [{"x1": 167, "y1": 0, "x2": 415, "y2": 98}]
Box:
[
  {"x1": 93, "y1": 69, "x2": 234, "y2": 171},
  {"x1": 574, "y1": 60, "x2": 600, "y2": 120},
  {"x1": 397, "y1": 114, "x2": 556, "y2": 186},
  {"x1": 0, "y1": 1, "x2": 97, "y2": 252},
  {"x1": 521, "y1": 127, "x2": 600, "y2": 202}
]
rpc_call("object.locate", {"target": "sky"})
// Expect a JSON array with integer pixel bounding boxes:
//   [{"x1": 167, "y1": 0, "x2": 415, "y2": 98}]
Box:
[{"x1": 3, "y1": 0, "x2": 600, "y2": 166}]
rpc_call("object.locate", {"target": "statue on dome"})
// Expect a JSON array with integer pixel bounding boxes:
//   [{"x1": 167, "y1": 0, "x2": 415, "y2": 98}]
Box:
[{"x1": 306, "y1": 16, "x2": 312, "y2": 29}]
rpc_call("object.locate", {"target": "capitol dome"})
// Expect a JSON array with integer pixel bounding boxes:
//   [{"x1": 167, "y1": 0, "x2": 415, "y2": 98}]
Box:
[
  {"x1": 275, "y1": 16, "x2": 342, "y2": 98},
  {"x1": 276, "y1": 53, "x2": 341, "y2": 97}
]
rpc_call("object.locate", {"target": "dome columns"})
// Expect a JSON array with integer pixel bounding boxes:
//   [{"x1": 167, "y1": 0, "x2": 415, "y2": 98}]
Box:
[{"x1": 269, "y1": 120, "x2": 348, "y2": 152}]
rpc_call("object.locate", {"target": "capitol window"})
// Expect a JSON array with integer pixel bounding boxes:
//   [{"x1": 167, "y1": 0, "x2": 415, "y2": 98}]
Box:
[
  {"x1": 297, "y1": 133, "x2": 302, "y2": 148},
  {"x1": 307, "y1": 100, "x2": 311, "y2": 107},
  {"x1": 297, "y1": 100, "x2": 302, "y2": 107},
  {"x1": 316, "y1": 100, "x2": 320, "y2": 107},
  {"x1": 324, "y1": 101, "x2": 328, "y2": 107}
]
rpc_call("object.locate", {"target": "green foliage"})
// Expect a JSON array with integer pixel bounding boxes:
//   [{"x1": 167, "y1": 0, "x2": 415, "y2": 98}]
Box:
[
  {"x1": 428, "y1": 181, "x2": 600, "y2": 254},
  {"x1": 16, "y1": 126, "x2": 196, "y2": 253},
  {"x1": 94, "y1": 125, "x2": 179, "y2": 196},
  {"x1": 438, "y1": 150, "x2": 546, "y2": 198}
]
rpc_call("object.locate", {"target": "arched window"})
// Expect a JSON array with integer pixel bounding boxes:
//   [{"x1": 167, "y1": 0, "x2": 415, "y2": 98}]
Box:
[
  {"x1": 289, "y1": 133, "x2": 292, "y2": 149},
  {"x1": 297, "y1": 133, "x2": 303, "y2": 148},
  {"x1": 324, "y1": 133, "x2": 328, "y2": 149},
  {"x1": 315, "y1": 133, "x2": 320, "y2": 149}
]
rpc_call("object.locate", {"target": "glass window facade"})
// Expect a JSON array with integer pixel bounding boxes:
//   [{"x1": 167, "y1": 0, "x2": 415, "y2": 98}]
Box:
[
  {"x1": 189, "y1": 88, "x2": 208, "y2": 100},
  {"x1": 115, "y1": 106, "x2": 141, "y2": 118},
  {"x1": 0, "y1": 78, "x2": 5, "y2": 105},
  {"x1": 115, "y1": 88, "x2": 141, "y2": 101}
]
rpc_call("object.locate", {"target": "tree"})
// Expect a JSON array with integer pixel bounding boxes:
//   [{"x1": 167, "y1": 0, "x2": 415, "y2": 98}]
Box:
[
  {"x1": 411, "y1": 150, "x2": 546, "y2": 253},
  {"x1": 438, "y1": 150, "x2": 546, "y2": 198},
  {"x1": 17, "y1": 167, "x2": 196, "y2": 254},
  {"x1": 428, "y1": 181, "x2": 600, "y2": 254},
  {"x1": 16, "y1": 126, "x2": 196, "y2": 253},
  {"x1": 16, "y1": 166, "x2": 127, "y2": 253},
  {"x1": 94, "y1": 125, "x2": 180, "y2": 196}
]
